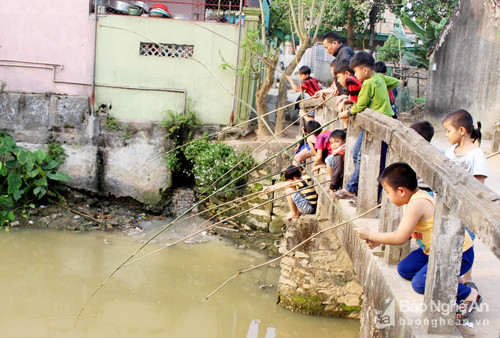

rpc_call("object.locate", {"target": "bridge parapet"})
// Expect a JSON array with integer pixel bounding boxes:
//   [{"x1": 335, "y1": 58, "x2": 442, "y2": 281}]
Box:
[{"x1": 307, "y1": 95, "x2": 500, "y2": 336}]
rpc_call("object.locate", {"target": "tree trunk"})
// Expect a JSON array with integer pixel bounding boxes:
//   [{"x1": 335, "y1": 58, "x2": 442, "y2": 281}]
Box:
[
  {"x1": 368, "y1": 2, "x2": 378, "y2": 52},
  {"x1": 347, "y1": 7, "x2": 355, "y2": 47},
  {"x1": 274, "y1": 39, "x2": 313, "y2": 134},
  {"x1": 255, "y1": 56, "x2": 279, "y2": 138}
]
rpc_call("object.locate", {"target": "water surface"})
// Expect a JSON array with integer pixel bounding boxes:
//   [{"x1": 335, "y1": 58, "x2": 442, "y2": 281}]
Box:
[{"x1": 0, "y1": 223, "x2": 359, "y2": 337}]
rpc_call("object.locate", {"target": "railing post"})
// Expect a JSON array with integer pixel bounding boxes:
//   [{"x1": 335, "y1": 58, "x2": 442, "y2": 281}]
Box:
[
  {"x1": 421, "y1": 198, "x2": 465, "y2": 335},
  {"x1": 379, "y1": 146, "x2": 410, "y2": 264},
  {"x1": 491, "y1": 122, "x2": 500, "y2": 153},
  {"x1": 357, "y1": 131, "x2": 380, "y2": 217}
]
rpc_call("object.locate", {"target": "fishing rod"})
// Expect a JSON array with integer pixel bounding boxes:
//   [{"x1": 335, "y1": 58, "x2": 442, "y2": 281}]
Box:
[
  {"x1": 75, "y1": 37, "x2": 341, "y2": 321},
  {"x1": 131, "y1": 95, "x2": 314, "y2": 174},
  {"x1": 130, "y1": 164, "x2": 314, "y2": 244},
  {"x1": 198, "y1": 94, "x2": 334, "y2": 196},
  {"x1": 202, "y1": 204, "x2": 382, "y2": 301},
  {"x1": 121, "y1": 176, "x2": 329, "y2": 269},
  {"x1": 75, "y1": 114, "x2": 339, "y2": 324}
]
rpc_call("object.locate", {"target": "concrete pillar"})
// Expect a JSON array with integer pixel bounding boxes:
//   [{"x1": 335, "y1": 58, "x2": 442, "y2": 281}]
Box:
[
  {"x1": 378, "y1": 147, "x2": 409, "y2": 265},
  {"x1": 491, "y1": 122, "x2": 500, "y2": 153},
  {"x1": 357, "y1": 131, "x2": 381, "y2": 217},
  {"x1": 421, "y1": 198, "x2": 464, "y2": 335}
]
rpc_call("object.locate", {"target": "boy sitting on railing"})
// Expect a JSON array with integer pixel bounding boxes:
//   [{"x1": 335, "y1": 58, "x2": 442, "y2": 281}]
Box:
[
  {"x1": 334, "y1": 52, "x2": 399, "y2": 201},
  {"x1": 355, "y1": 162, "x2": 481, "y2": 320},
  {"x1": 286, "y1": 65, "x2": 321, "y2": 122},
  {"x1": 309, "y1": 129, "x2": 346, "y2": 194},
  {"x1": 262, "y1": 165, "x2": 318, "y2": 220},
  {"x1": 294, "y1": 120, "x2": 322, "y2": 166}
]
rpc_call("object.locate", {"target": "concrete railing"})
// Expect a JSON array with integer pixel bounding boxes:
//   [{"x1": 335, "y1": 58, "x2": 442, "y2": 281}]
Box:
[{"x1": 303, "y1": 96, "x2": 500, "y2": 335}]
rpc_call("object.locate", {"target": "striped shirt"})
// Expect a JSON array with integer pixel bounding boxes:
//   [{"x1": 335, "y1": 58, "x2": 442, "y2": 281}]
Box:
[
  {"x1": 296, "y1": 175, "x2": 318, "y2": 205},
  {"x1": 345, "y1": 76, "x2": 362, "y2": 102},
  {"x1": 300, "y1": 77, "x2": 321, "y2": 97}
]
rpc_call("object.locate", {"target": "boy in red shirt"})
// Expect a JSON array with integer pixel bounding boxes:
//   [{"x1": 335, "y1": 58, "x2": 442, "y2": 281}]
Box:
[
  {"x1": 287, "y1": 66, "x2": 321, "y2": 122},
  {"x1": 333, "y1": 59, "x2": 362, "y2": 116}
]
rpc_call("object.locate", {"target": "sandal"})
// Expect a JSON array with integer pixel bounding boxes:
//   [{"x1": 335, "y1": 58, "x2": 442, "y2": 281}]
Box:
[
  {"x1": 349, "y1": 196, "x2": 357, "y2": 208},
  {"x1": 456, "y1": 294, "x2": 482, "y2": 320},
  {"x1": 334, "y1": 189, "x2": 355, "y2": 199},
  {"x1": 465, "y1": 282, "x2": 478, "y2": 291}
]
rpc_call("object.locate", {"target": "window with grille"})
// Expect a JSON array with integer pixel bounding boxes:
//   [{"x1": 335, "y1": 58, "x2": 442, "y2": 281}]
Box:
[{"x1": 140, "y1": 43, "x2": 194, "y2": 58}]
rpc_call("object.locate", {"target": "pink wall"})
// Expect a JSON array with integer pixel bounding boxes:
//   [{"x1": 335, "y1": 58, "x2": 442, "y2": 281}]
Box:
[{"x1": 0, "y1": 0, "x2": 94, "y2": 96}]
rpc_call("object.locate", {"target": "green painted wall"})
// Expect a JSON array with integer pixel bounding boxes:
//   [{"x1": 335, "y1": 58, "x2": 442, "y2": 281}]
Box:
[{"x1": 95, "y1": 16, "x2": 240, "y2": 124}]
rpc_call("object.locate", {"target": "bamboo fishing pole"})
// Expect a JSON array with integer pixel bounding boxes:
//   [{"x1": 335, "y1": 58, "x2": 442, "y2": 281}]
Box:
[
  {"x1": 131, "y1": 189, "x2": 264, "y2": 244},
  {"x1": 132, "y1": 96, "x2": 314, "y2": 174},
  {"x1": 76, "y1": 51, "x2": 340, "y2": 323},
  {"x1": 199, "y1": 95, "x2": 335, "y2": 195},
  {"x1": 74, "y1": 124, "x2": 327, "y2": 324},
  {"x1": 202, "y1": 203, "x2": 382, "y2": 301},
  {"x1": 131, "y1": 159, "x2": 315, "y2": 243},
  {"x1": 487, "y1": 150, "x2": 499, "y2": 159},
  {"x1": 121, "y1": 177, "x2": 329, "y2": 269}
]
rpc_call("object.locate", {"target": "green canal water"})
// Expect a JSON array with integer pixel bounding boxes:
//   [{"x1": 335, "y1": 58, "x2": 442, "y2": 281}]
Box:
[{"x1": 0, "y1": 221, "x2": 360, "y2": 337}]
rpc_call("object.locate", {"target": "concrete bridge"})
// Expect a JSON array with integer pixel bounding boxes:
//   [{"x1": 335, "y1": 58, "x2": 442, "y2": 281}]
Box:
[{"x1": 278, "y1": 97, "x2": 500, "y2": 337}]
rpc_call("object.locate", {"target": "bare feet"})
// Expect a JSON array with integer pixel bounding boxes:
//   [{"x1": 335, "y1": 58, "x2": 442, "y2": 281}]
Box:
[{"x1": 284, "y1": 212, "x2": 300, "y2": 220}]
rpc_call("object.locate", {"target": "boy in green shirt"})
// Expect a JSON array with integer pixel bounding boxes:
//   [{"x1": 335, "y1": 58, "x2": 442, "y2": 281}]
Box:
[{"x1": 334, "y1": 52, "x2": 399, "y2": 200}]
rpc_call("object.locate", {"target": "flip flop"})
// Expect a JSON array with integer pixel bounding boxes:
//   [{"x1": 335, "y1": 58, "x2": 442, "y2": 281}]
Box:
[
  {"x1": 334, "y1": 189, "x2": 355, "y2": 199},
  {"x1": 465, "y1": 282, "x2": 478, "y2": 291},
  {"x1": 348, "y1": 196, "x2": 357, "y2": 207},
  {"x1": 456, "y1": 294, "x2": 482, "y2": 320}
]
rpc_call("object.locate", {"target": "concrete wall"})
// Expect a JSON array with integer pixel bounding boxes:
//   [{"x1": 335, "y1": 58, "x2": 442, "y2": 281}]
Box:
[
  {"x1": 426, "y1": 0, "x2": 500, "y2": 137},
  {"x1": 94, "y1": 15, "x2": 239, "y2": 124},
  {"x1": 0, "y1": 0, "x2": 94, "y2": 96},
  {"x1": 0, "y1": 92, "x2": 172, "y2": 211}
]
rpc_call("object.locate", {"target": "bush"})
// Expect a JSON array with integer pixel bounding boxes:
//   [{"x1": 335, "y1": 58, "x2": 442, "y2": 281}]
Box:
[
  {"x1": 161, "y1": 108, "x2": 200, "y2": 173},
  {"x1": 184, "y1": 139, "x2": 254, "y2": 196},
  {"x1": 0, "y1": 135, "x2": 71, "y2": 227}
]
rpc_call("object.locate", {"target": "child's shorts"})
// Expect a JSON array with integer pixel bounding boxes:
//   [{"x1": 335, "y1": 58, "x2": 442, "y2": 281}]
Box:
[
  {"x1": 325, "y1": 154, "x2": 334, "y2": 167},
  {"x1": 292, "y1": 192, "x2": 315, "y2": 214}
]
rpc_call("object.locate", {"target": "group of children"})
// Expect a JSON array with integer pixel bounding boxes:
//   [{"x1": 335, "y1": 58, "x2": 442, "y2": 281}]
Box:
[{"x1": 263, "y1": 49, "x2": 488, "y2": 320}]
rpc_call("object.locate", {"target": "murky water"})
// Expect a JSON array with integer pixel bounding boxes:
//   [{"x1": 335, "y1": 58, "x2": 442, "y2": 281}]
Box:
[{"x1": 0, "y1": 220, "x2": 359, "y2": 337}]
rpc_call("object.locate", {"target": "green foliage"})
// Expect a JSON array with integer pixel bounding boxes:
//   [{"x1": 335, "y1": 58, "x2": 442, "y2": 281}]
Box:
[
  {"x1": 124, "y1": 123, "x2": 132, "y2": 140},
  {"x1": 161, "y1": 105, "x2": 200, "y2": 173},
  {"x1": 321, "y1": 0, "x2": 368, "y2": 37},
  {"x1": 389, "y1": 0, "x2": 458, "y2": 27},
  {"x1": 0, "y1": 135, "x2": 71, "y2": 227},
  {"x1": 392, "y1": 17, "x2": 447, "y2": 69},
  {"x1": 48, "y1": 142, "x2": 68, "y2": 166},
  {"x1": 104, "y1": 114, "x2": 120, "y2": 131},
  {"x1": 376, "y1": 35, "x2": 401, "y2": 63},
  {"x1": 184, "y1": 139, "x2": 254, "y2": 196}
]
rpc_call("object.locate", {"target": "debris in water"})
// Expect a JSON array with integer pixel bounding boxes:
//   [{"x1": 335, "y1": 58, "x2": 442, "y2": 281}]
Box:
[
  {"x1": 104, "y1": 239, "x2": 111, "y2": 245},
  {"x1": 259, "y1": 243, "x2": 267, "y2": 250}
]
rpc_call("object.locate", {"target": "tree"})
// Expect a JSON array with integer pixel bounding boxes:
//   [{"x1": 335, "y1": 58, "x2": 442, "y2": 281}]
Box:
[
  {"x1": 376, "y1": 35, "x2": 401, "y2": 64},
  {"x1": 321, "y1": 0, "x2": 367, "y2": 47},
  {"x1": 274, "y1": 0, "x2": 327, "y2": 134},
  {"x1": 389, "y1": 0, "x2": 458, "y2": 27},
  {"x1": 392, "y1": 16, "x2": 447, "y2": 69}
]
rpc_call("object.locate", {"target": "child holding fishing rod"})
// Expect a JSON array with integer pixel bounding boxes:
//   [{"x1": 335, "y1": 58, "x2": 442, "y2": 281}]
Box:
[
  {"x1": 262, "y1": 165, "x2": 318, "y2": 220},
  {"x1": 355, "y1": 162, "x2": 480, "y2": 320},
  {"x1": 335, "y1": 52, "x2": 399, "y2": 202}
]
